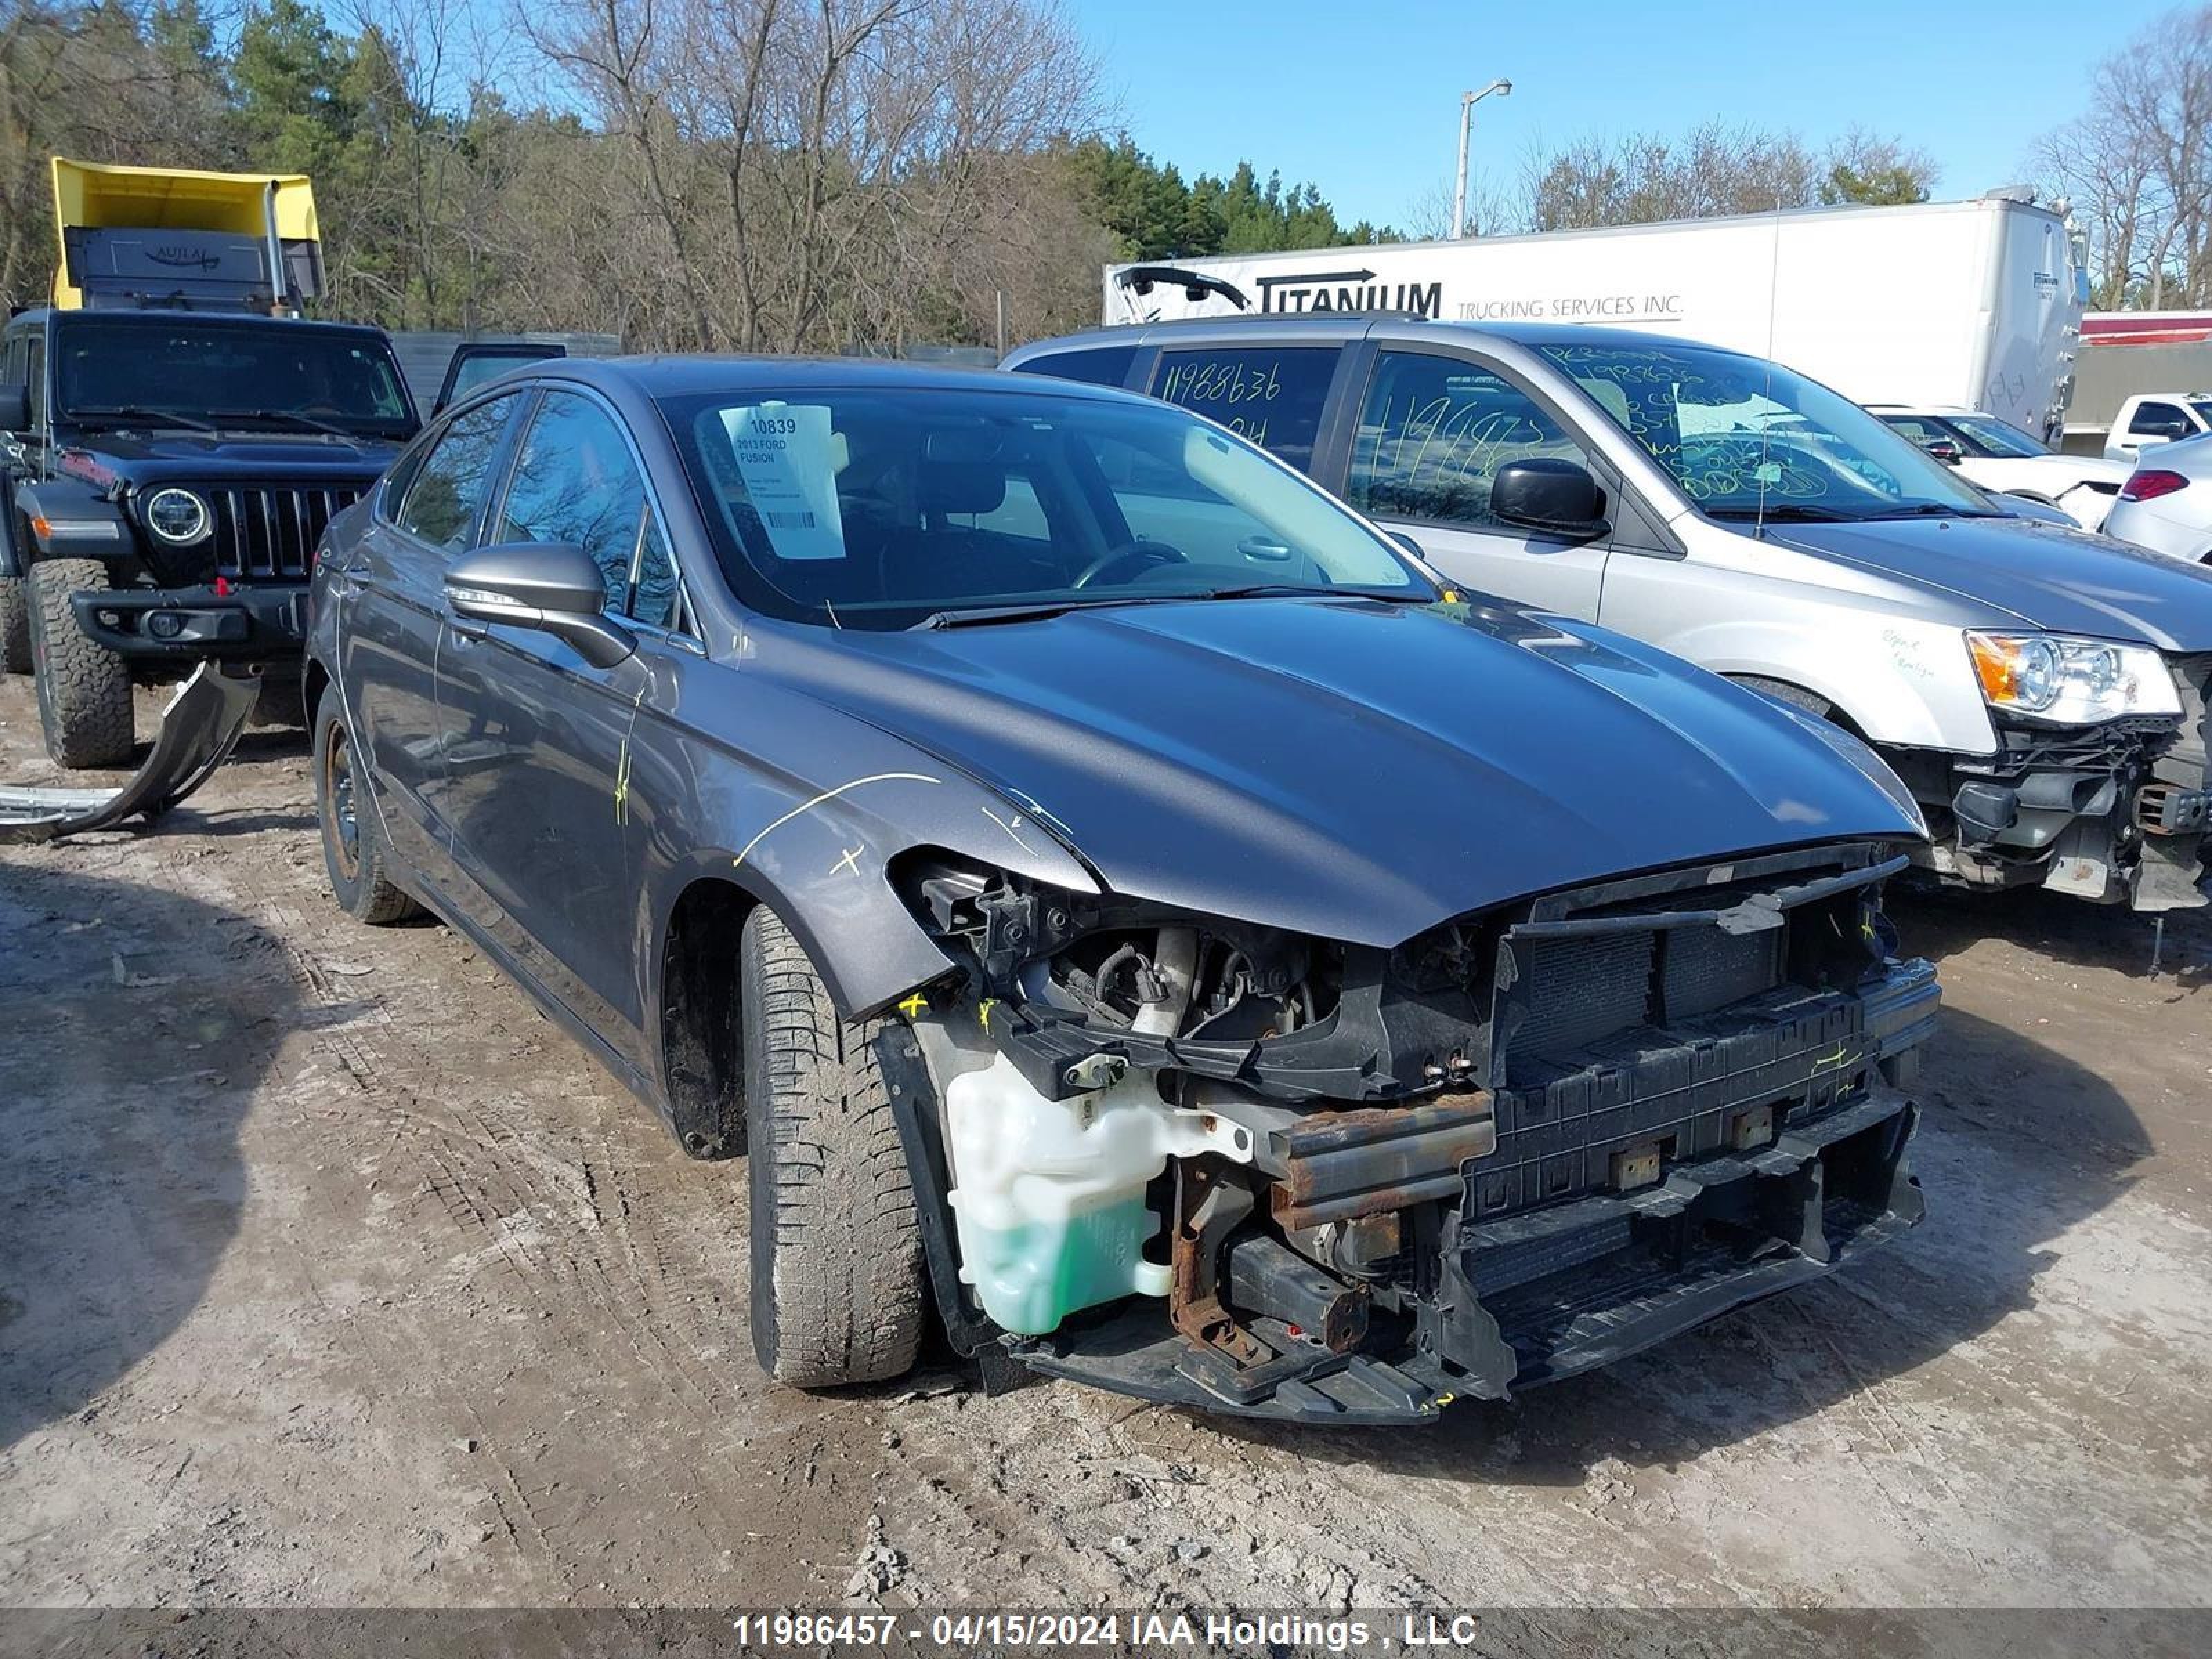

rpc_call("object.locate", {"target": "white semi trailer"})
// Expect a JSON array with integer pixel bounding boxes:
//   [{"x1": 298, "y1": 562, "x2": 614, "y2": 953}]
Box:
[{"x1": 1107, "y1": 191, "x2": 2090, "y2": 442}]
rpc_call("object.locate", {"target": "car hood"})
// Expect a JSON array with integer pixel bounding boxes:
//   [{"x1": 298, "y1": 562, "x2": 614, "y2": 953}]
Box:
[
  {"x1": 1769, "y1": 515, "x2": 2212, "y2": 649},
  {"x1": 64, "y1": 430, "x2": 406, "y2": 482},
  {"x1": 762, "y1": 597, "x2": 1924, "y2": 948}
]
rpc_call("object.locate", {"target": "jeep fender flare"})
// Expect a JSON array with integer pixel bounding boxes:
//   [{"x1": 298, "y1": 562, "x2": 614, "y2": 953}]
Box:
[{"x1": 14, "y1": 479, "x2": 134, "y2": 563}]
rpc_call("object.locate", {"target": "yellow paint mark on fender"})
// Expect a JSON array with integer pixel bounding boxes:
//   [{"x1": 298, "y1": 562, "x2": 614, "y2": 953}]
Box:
[
  {"x1": 897, "y1": 994, "x2": 928, "y2": 1020},
  {"x1": 979, "y1": 998, "x2": 998, "y2": 1032}
]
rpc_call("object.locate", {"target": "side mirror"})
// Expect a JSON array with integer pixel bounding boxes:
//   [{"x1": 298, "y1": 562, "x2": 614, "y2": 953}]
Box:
[
  {"x1": 1923, "y1": 438, "x2": 1965, "y2": 465},
  {"x1": 0, "y1": 382, "x2": 28, "y2": 433},
  {"x1": 444, "y1": 541, "x2": 635, "y2": 669},
  {"x1": 2140, "y1": 420, "x2": 2188, "y2": 442},
  {"x1": 1491, "y1": 458, "x2": 1608, "y2": 539}
]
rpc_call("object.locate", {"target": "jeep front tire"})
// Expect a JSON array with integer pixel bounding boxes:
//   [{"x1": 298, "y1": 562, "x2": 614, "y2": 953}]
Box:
[
  {"x1": 0, "y1": 573, "x2": 28, "y2": 674},
  {"x1": 28, "y1": 558, "x2": 133, "y2": 767}
]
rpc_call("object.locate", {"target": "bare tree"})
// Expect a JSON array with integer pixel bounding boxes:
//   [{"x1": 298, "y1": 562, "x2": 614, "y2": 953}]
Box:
[
  {"x1": 525, "y1": 0, "x2": 1099, "y2": 353},
  {"x1": 2037, "y1": 6, "x2": 2212, "y2": 310},
  {"x1": 0, "y1": 3, "x2": 240, "y2": 309},
  {"x1": 1497, "y1": 120, "x2": 1933, "y2": 236}
]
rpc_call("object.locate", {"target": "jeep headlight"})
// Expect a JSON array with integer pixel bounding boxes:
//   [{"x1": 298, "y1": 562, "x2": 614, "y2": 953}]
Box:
[
  {"x1": 142, "y1": 487, "x2": 211, "y2": 546},
  {"x1": 1966, "y1": 631, "x2": 2180, "y2": 723}
]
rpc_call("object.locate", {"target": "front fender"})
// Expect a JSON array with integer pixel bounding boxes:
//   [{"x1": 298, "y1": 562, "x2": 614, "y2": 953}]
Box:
[
  {"x1": 630, "y1": 659, "x2": 1100, "y2": 1028},
  {"x1": 1665, "y1": 612, "x2": 1996, "y2": 756},
  {"x1": 16, "y1": 480, "x2": 135, "y2": 563}
]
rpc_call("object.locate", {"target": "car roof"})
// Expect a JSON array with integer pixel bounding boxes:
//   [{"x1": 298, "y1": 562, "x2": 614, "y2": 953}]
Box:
[
  {"x1": 509, "y1": 353, "x2": 1170, "y2": 413},
  {"x1": 1007, "y1": 315, "x2": 1777, "y2": 361},
  {"x1": 19, "y1": 306, "x2": 392, "y2": 342}
]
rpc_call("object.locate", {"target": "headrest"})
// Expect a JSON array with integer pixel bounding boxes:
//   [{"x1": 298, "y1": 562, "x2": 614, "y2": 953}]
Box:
[{"x1": 918, "y1": 458, "x2": 1006, "y2": 516}]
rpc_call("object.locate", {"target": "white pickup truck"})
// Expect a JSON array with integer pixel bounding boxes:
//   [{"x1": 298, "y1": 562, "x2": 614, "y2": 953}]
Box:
[{"x1": 2106, "y1": 391, "x2": 2212, "y2": 462}]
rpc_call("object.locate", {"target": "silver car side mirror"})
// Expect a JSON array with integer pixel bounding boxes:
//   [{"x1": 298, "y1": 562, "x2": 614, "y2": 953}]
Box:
[{"x1": 444, "y1": 541, "x2": 635, "y2": 670}]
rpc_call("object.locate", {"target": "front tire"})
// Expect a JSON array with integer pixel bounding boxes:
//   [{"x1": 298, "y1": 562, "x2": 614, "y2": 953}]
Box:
[
  {"x1": 313, "y1": 684, "x2": 420, "y2": 925},
  {"x1": 28, "y1": 559, "x2": 133, "y2": 768},
  {"x1": 742, "y1": 905, "x2": 925, "y2": 1387},
  {"x1": 0, "y1": 574, "x2": 29, "y2": 674}
]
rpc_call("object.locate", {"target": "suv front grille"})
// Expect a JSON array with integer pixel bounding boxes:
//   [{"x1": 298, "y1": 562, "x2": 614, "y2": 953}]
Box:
[{"x1": 203, "y1": 484, "x2": 364, "y2": 582}]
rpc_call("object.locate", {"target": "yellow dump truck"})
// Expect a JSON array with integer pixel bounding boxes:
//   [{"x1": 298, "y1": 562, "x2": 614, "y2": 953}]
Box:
[
  {"x1": 1, "y1": 158, "x2": 415, "y2": 771},
  {"x1": 49, "y1": 156, "x2": 325, "y2": 313}
]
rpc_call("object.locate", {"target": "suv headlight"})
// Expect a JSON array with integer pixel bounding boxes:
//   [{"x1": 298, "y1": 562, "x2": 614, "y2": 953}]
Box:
[
  {"x1": 142, "y1": 487, "x2": 212, "y2": 546},
  {"x1": 1966, "y1": 631, "x2": 2180, "y2": 723}
]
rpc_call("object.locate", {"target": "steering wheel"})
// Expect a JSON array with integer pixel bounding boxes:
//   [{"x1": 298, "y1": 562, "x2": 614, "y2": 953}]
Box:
[{"x1": 1071, "y1": 538, "x2": 1188, "y2": 590}]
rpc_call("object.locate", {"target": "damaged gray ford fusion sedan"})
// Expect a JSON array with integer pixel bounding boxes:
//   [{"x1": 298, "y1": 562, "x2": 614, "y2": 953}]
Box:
[{"x1": 308, "y1": 357, "x2": 1938, "y2": 1423}]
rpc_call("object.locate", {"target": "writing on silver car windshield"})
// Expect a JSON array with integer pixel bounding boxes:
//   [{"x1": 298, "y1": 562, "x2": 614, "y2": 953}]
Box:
[{"x1": 1539, "y1": 342, "x2": 2000, "y2": 523}]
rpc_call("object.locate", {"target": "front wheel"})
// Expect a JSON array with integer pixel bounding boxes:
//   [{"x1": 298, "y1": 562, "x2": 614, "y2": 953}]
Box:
[
  {"x1": 29, "y1": 559, "x2": 133, "y2": 768},
  {"x1": 313, "y1": 683, "x2": 420, "y2": 925},
  {"x1": 742, "y1": 905, "x2": 926, "y2": 1387}
]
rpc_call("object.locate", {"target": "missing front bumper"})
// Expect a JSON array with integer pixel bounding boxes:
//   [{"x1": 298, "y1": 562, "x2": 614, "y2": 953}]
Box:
[{"x1": 1015, "y1": 1085, "x2": 1923, "y2": 1425}]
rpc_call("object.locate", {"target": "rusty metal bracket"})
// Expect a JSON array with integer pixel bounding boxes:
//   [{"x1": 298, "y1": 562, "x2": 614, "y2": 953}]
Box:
[
  {"x1": 0, "y1": 664, "x2": 259, "y2": 845},
  {"x1": 1169, "y1": 1159, "x2": 1268, "y2": 1369}
]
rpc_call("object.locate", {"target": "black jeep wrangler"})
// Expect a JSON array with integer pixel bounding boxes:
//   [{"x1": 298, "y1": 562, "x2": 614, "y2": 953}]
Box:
[{"x1": 0, "y1": 307, "x2": 420, "y2": 767}]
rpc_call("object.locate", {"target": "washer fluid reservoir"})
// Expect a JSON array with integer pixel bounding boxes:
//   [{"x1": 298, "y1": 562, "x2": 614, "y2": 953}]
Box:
[{"x1": 944, "y1": 1052, "x2": 1249, "y2": 1335}]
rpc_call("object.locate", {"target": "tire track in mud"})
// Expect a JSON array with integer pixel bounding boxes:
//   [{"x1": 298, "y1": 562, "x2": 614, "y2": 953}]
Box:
[{"x1": 241, "y1": 897, "x2": 742, "y2": 1589}]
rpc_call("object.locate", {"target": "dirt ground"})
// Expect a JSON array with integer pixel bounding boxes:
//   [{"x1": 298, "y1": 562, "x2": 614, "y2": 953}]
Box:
[{"x1": 3, "y1": 672, "x2": 2211, "y2": 1623}]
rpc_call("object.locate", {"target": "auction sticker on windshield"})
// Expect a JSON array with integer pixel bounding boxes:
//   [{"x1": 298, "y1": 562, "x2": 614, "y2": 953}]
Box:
[{"x1": 721, "y1": 403, "x2": 845, "y2": 559}]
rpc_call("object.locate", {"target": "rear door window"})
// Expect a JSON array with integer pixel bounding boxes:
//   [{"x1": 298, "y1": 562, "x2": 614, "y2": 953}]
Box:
[
  {"x1": 1349, "y1": 350, "x2": 1597, "y2": 532},
  {"x1": 394, "y1": 394, "x2": 521, "y2": 552},
  {"x1": 1011, "y1": 345, "x2": 1138, "y2": 390},
  {"x1": 1147, "y1": 346, "x2": 1338, "y2": 471},
  {"x1": 2132, "y1": 400, "x2": 2191, "y2": 436}
]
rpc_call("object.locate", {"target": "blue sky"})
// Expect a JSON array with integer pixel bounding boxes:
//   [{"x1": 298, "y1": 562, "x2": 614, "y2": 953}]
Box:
[{"x1": 1076, "y1": 0, "x2": 2163, "y2": 230}]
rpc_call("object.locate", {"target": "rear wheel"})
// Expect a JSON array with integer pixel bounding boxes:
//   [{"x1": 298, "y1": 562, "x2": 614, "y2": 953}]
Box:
[
  {"x1": 29, "y1": 558, "x2": 133, "y2": 768},
  {"x1": 313, "y1": 684, "x2": 420, "y2": 925},
  {"x1": 0, "y1": 574, "x2": 28, "y2": 673},
  {"x1": 742, "y1": 905, "x2": 925, "y2": 1387}
]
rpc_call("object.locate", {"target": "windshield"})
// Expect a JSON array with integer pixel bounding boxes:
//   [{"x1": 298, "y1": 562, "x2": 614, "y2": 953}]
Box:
[
  {"x1": 54, "y1": 319, "x2": 415, "y2": 437},
  {"x1": 1537, "y1": 342, "x2": 1998, "y2": 521},
  {"x1": 660, "y1": 384, "x2": 1432, "y2": 630},
  {"x1": 1947, "y1": 415, "x2": 2048, "y2": 458}
]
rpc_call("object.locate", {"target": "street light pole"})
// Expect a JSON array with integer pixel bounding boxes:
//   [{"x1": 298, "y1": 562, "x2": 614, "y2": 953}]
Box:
[{"x1": 1452, "y1": 78, "x2": 1512, "y2": 239}]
